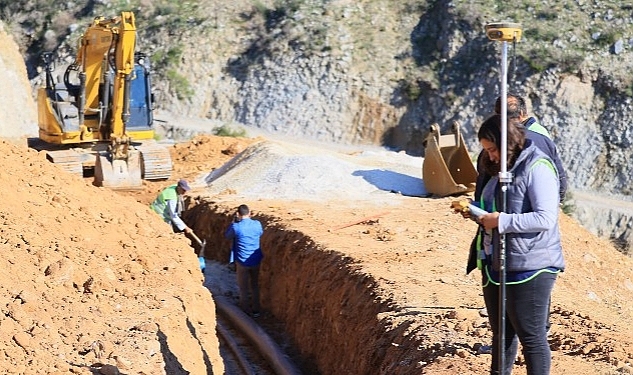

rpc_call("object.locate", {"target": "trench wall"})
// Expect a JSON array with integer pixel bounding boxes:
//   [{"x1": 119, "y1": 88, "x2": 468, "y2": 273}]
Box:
[{"x1": 182, "y1": 197, "x2": 445, "y2": 375}]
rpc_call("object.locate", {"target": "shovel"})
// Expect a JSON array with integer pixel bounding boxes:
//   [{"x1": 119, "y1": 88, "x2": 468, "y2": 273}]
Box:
[{"x1": 190, "y1": 232, "x2": 207, "y2": 272}]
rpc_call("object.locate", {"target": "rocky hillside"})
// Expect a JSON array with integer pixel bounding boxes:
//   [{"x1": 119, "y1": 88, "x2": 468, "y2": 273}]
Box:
[
  {"x1": 3, "y1": 0, "x2": 633, "y2": 247},
  {"x1": 0, "y1": 22, "x2": 37, "y2": 138}
]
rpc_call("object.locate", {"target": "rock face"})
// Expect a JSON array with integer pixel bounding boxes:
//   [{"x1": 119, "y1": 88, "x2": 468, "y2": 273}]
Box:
[
  {"x1": 0, "y1": 22, "x2": 37, "y2": 139},
  {"x1": 147, "y1": 1, "x2": 633, "y2": 197},
  {"x1": 571, "y1": 191, "x2": 633, "y2": 253}
]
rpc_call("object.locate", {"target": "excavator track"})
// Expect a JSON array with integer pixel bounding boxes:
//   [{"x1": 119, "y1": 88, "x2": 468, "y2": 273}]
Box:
[
  {"x1": 45, "y1": 150, "x2": 84, "y2": 177},
  {"x1": 137, "y1": 144, "x2": 173, "y2": 181}
]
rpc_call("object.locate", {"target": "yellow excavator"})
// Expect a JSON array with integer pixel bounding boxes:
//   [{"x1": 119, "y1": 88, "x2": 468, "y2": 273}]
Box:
[{"x1": 33, "y1": 11, "x2": 172, "y2": 189}]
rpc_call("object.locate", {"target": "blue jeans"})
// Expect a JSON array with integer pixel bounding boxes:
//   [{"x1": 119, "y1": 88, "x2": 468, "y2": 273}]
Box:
[
  {"x1": 236, "y1": 263, "x2": 260, "y2": 315},
  {"x1": 483, "y1": 271, "x2": 557, "y2": 375}
]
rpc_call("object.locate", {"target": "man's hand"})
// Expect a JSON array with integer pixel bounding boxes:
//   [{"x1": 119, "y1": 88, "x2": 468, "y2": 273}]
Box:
[{"x1": 183, "y1": 227, "x2": 193, "y2": 235}]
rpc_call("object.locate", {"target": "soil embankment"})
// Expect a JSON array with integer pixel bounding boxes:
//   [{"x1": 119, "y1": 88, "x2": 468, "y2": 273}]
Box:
[
  {"x1": 183, "y1": 193, "x2": 633, "y2": 375},
  {"x1": 0, "y1": 139, "x2": 224, "y2": 374}
]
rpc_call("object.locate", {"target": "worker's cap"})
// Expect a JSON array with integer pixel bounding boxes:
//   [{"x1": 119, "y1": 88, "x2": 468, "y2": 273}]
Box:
[{"x1": 177, "y1": 179, "x2": 191, "y2": 191}]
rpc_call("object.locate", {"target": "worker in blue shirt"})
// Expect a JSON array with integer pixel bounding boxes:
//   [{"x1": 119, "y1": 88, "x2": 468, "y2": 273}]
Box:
[{"x1": 225, "y1": 204, "x2": 264, "y2": 317}]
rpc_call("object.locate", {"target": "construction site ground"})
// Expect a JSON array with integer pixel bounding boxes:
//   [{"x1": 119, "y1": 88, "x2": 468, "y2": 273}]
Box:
[
  {"x1": 2, "y1": 130, "x2": 633, "y2": 374},
  {"x1": 127, "y1": 132, "x2": 633, "y2": 374}
]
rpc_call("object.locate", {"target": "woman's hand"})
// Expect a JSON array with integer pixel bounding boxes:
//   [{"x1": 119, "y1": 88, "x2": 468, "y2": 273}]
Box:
[
  {"x1": 451, "y1": 199, "x2": 473, "y2": 219},
  {"x1": 479, "y1": 212, "x2": 500, "y2": 231}
]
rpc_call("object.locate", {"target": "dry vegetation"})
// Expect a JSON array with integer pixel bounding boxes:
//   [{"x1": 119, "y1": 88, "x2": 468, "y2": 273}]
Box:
[{"x1": 3, "y1": 0, "x2": 633, "y2": 97}]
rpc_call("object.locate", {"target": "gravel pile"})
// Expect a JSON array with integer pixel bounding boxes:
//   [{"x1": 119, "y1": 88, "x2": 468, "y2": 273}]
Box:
[{"x1": 196, "y1": 139, "x2": 427, "y2": 202}]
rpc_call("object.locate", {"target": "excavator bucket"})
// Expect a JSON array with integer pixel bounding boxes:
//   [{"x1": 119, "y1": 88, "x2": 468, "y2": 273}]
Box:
[
  {"x1": 422, "y1": 121, "x2": 477, "y2": 197},
  {"x1": 94, "y1": 149, "x2": 143, "y2": 189}
]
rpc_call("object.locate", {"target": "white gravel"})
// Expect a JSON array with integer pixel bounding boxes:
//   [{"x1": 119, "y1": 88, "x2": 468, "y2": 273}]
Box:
[{"x1": 195, "y1": 138, "x2": 428, "y2": 203}]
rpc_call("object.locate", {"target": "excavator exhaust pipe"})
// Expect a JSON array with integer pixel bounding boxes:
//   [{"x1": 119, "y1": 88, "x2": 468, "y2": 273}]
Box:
[{"x1": 422, "y1": 121, "x2": 477, "y2": 197}]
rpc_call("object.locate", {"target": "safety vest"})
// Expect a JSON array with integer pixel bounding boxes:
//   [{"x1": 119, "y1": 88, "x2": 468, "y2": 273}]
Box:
[
  {"x1": 475, "y1": 147, "x2": 559, "y2": 272},
  {"x1": 525, "y1": 117, "x2": 551, "y2": 139},
  {"x1": 150, "y1": 185, "x2": 178, "y2": 223}
]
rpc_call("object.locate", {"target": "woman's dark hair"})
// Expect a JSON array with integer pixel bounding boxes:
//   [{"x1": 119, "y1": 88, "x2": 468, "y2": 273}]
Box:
[{"x1": 478, "y1": 114, "x2": 526, "y2": 173}]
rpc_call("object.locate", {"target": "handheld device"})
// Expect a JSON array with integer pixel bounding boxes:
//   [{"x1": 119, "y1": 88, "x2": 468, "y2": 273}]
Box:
[{"x1": 451, "y1": 200, "x2": 489, "y2": 219}]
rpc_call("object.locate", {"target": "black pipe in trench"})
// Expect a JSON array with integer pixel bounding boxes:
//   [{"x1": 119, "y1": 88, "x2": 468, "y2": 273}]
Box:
[
  {"x1": 213, "y1": 295, "x2": 303, "y2": 375},
  {"x1": 216, "y1": 321, "x2": 256, "y2": 375}
]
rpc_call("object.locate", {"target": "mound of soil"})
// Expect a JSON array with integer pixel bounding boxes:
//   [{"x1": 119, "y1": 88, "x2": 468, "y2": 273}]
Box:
[
  {"x1": 195, "y1": 138, "x2": 426, "y2": 201},
  {"x1": 0, "y1": 139, "x2": 223, "y2": 374}
]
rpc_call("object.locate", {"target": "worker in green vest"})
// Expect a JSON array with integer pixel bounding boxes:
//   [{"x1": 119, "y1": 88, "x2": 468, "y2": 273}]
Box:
[{"x1": 151, "y1": 179, "x2": 193, "y2": 234}]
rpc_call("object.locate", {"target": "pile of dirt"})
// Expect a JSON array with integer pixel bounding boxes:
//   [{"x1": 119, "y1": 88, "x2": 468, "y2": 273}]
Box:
[{"x1": 0, "y1": 139, "x2": 223, "y2": 374}]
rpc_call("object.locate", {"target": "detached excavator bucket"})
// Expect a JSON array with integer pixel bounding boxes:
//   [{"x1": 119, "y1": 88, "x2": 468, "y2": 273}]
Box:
[
  {"x1": 94, "y1": 149, "x2": 143, "y2": 189},
  {"x1": 422, "y1": 121, "x2": 477, "y2": 197}
]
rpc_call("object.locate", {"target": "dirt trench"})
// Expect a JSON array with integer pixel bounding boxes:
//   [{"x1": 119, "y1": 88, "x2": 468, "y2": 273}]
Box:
[{"x1": 182, "y1": 198, "x2": 451, "y2": 375}]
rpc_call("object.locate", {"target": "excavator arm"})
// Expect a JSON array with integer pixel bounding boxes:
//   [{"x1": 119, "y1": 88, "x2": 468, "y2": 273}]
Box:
[
  {"x1": 110, "y1": 11, "x2": 135, "y2": 145},
  {"x1": 76, "y1": 12, "x2": 137, "y2": 157},
  {"x1": 91, "y1": 12, "x2": 144, "y2": 188}
]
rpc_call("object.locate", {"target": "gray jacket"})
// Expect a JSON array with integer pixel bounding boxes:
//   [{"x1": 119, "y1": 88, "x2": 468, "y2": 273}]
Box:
[{"x1": 485, "y1": 141, "x2": 565, "y2": 272}]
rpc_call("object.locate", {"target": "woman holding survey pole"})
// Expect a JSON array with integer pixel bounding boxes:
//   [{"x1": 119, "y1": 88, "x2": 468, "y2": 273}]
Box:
[{"x1": 469, "y1": 114, "x2": 565, "y2": 375}]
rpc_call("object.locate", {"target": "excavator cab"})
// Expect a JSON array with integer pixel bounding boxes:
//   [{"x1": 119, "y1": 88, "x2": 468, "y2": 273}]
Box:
[{"x1": 422, "y1": 121, "x2": 477, "y2": 197}]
